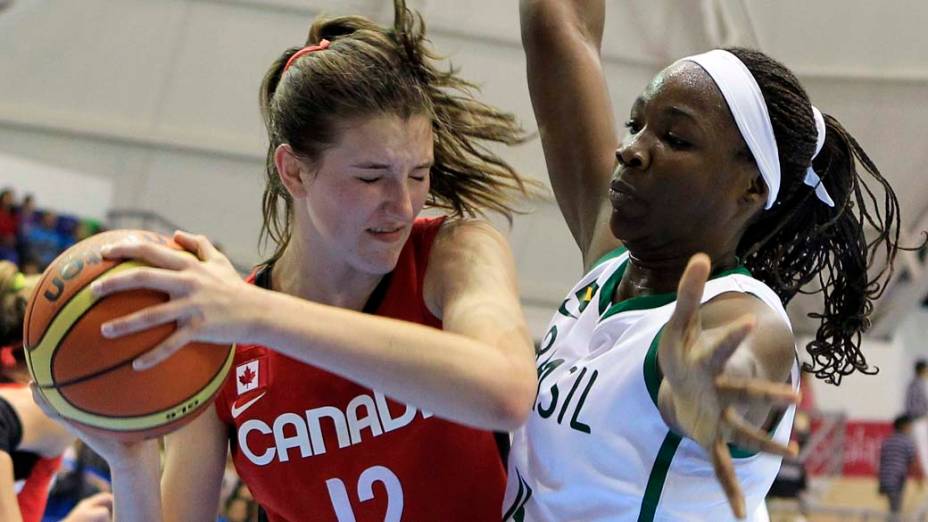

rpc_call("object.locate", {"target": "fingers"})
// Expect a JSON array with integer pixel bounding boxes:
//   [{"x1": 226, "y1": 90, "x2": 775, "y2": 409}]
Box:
[
  {"x1": 716, "y1": 376, "x2": 801, "y2": 408},
  {"x1": 80, "y1": 491, "x2": 115, "y2": 509},
  {"x1": 92, "y1": 267, "x2": 192, "y2": 299},
  {"x1": 66, "y1": 492, "x2": 114, "y2": 522},
  {"x1": 723, "y1": 407, "x2": 798, "y2": 458},
  {"x1": 101, "y1": 300, "x2": 189, "y2": 339},
  {"x1": 101, "y1": 238, "x2": 194, "y2": 271},
  {"x1": 711, "y1": 436, "x2": 746, "y2": 519},
  {"x1": 132, "y1": 329, "x2": 195, "y2": 371},
  {"x1": 668, "y1": 254, "x2": 711, "y2": 329},
  {"x1": 173, "y1": 230, "x2": 223, "y2": 262},
  {"x1": 701, "y1": 315, "x2": 755, "y2": 370}
]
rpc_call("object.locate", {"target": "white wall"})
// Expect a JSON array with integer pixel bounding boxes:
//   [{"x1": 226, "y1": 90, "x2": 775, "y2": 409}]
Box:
[{"x1": 0, "y1": 152, "x2": 114, "y2": 221}]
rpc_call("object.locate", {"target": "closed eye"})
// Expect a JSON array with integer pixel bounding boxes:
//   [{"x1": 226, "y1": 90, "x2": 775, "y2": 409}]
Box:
[
  {"x1": 665, "y1": 133, "x2": 691, "y2": 149},
  {"x1": 411, "y1": 164, "x2": 432, "y2": 182}
]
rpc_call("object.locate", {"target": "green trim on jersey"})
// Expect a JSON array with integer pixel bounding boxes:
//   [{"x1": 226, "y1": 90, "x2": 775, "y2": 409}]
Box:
[
  {"x1": 639, "y1": 265, "x2": 767, "y2": 461},
  {"x1": 643, "y1": 327, "x2": 666, "y2": 406},
  {"x1": 637, "y1": 430, "x2": 683, "y2": 522},
  {"x1": 591, "y1": 244, "x2": 628, "y2": 270},
  {"x1": 600, "y1": 259, "x2": 751, "y2": 322},
  {"x1": 644, "y1": 327, "x2": 763, "y2": 460}
]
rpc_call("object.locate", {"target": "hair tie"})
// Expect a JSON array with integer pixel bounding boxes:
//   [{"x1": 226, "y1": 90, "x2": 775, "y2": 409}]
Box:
[
  {"x1": 803, "y1": 107, "x2": 835, "y2": 207},
  {"x1": 283, "y1": 39, "x2": 331, "y2": 73}
]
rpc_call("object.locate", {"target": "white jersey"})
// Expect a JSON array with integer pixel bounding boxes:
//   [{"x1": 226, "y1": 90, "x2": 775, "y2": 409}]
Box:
[{"x1": 504, "y1": 248, "x2": 798, "y2": 522}]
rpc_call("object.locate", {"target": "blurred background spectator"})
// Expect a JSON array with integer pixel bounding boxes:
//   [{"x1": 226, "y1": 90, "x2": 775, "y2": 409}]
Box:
[{"x1": 0, "y1": 189, "x2": 17, "y2": 263}]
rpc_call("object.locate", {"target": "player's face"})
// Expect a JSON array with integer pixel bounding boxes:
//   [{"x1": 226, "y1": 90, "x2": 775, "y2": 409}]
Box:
[
  {"x1": 609, "y1": 61, "x2": 765, "y2": 255},
  {"x1": 302, "y1": 113, "x2": 433, "y2": 275}
]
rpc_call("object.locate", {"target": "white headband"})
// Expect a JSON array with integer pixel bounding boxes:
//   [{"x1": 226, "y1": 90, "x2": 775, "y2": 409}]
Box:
[{"x1": 678, "y1": 49, "x2": 834, "y2": 209}]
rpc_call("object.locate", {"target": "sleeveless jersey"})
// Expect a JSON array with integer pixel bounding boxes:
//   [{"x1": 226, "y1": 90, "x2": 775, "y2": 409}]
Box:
[
  {"x1": 215, "y1": 217, "x2": 507, "y2": 522},
  {"x1": 503, "y1": 248, "x2": 798, "y2": 521}
]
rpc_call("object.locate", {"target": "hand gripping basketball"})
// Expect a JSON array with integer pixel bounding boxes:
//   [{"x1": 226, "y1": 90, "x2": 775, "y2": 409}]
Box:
[
  {"x1": 24, "y1": 230, "x2": 234, "y2": 440},
  {"x1": 92, "y1": 230, "x2": 261, "y2": 370}
]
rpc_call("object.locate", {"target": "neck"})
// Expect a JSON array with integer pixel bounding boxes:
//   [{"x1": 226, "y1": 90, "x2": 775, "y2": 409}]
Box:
[
  {"x1": 272, "y1": 234, "x2": 383, "y2": 312},
  {"x1": 616, "y1": 242, "x2": 739, "y2": 302}
]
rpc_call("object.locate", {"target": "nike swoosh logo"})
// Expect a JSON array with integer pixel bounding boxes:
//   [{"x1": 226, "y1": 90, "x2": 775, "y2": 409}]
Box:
[{"x1": 231, "y1": 391, "x2": 267, "y2": 419}]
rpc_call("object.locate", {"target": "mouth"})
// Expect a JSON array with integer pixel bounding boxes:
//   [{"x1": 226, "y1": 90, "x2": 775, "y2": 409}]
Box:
[
  {"x1": 608, "y1": 178, "x2": 646, "y2": 210},
  {"x1": 366, "y1": 225, "x2": 406, "y2": 241},
  {"x1": 610, "y1": 178, "x2": 637, "y2": 196}
]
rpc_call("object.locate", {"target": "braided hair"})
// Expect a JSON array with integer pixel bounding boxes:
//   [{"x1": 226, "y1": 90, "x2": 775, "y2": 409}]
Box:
[{"x1": 728, "y1": 48, "x2": 918, "y2": 385}]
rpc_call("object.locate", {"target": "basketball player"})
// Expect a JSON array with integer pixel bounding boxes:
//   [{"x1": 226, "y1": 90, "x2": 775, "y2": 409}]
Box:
[
  {"x1": 505, "y1": 0, "x2": 908, "y2": 520},
  {"x1": 1, "y1": 262, "x2": 113, "y2": 522},
  {"x1": 38, "y1": 1, "x2": 540, "y2": 520}
]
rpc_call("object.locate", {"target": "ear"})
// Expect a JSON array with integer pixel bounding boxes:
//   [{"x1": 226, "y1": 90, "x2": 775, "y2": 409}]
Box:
[
  {"x1": 741, "y1": 172, "x2": 768, "y2": 214},
  {"x1": 274, "y1": 144, "x2": 310, "y2": 198}
]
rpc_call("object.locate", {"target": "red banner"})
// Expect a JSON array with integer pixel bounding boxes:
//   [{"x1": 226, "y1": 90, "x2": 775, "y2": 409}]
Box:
[{"x1": 806, "y1": 421, "x2": 893, "y2": 476}]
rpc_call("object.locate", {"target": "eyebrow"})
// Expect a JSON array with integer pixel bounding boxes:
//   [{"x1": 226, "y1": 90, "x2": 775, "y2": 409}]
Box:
[
  {"x1": 631, "y1": 98, "x2": 699, "y2": 123},
  {"x1": 350, "y1": 161, "x2": 434, "y2": 170},
  {"x1": 350, "y1": 162, "x2": 390, "y2": 169},
  {"x1": 667, "y1": 105, "x2": 699, "y2": 123}
]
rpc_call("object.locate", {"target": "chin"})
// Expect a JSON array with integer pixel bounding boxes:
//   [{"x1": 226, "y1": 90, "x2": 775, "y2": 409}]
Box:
[
  {"x1": 356, "y1": 250, "x2": 403, "y2": 276},
  {"x1": 609, "y1": 209, "x2": 645, "y2": 244}
]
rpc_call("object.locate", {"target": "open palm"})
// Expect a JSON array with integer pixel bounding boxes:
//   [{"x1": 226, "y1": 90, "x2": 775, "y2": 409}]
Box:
[{"x1": 658, "y1": 254, "x2": 799, "y2": 518}]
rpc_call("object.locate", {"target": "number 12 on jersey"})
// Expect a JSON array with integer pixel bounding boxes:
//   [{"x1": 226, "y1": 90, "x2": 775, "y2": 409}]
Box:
[{"x1": 326, "y1": 465, "x2": 404, "y2": 522}]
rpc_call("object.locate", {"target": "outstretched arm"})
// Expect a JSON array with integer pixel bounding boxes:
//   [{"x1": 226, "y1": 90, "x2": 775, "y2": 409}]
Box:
[
  {"x1": 94, "y1": 224, "x2": 537, "y2": 432},
  {"x1": 520, "y1": 0, "x2": 621, "y2": 269},
  {"x1": 656, "y1": 255, "x2": 799, "y2": 518}
]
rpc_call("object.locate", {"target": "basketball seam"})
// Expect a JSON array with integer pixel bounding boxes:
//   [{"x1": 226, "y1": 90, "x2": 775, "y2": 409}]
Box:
[
  {"x1": 28, "y1": 262, "x2": 152, "y2": 386},
  {"x1": 36, "y1": 344, "x2": 235, "y2": 430},
  {"x1": 53, "y1": 343, "x2": 234, "y2": 420}
]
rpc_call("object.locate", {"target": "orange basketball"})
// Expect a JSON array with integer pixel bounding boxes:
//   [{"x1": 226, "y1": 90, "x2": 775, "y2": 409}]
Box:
[{"x1": 23, "y1": 230, "x2": 234, "y2": 441}]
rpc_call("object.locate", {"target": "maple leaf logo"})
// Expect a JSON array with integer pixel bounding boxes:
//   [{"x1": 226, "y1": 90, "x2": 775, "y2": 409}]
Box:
[{"x1": 239, "y1": 366, "x2": 256, "y2": 387}]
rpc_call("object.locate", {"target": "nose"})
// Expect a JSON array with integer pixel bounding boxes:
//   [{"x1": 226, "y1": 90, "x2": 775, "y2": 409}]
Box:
[
  {"x1": 616, "y1": 133, "x2": 650, "y2": 170},
  {"x1": 383, "y1": 177, "x2": 414, "y2": 220}
]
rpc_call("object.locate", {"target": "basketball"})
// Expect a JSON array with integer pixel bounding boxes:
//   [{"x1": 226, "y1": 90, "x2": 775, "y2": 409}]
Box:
[{"x1": 23, "y1": 230, "x2": 234, "y2": 441}]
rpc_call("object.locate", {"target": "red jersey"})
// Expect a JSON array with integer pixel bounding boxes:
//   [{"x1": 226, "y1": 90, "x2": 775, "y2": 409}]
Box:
[{"x1": 215, "y1": 217, "x2": 507, "y2": 521}]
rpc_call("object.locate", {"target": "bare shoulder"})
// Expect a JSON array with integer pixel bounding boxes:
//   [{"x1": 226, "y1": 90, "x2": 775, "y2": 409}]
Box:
[
  {"x1": 429, "y1": 218, "x2": 512, "y2": 270},
  {"x1": 423, "y1": 218, "x2": 517, "y2": 319},
  {"x1": 701, "y1": 292, "x2": 795, "y2": 381}
]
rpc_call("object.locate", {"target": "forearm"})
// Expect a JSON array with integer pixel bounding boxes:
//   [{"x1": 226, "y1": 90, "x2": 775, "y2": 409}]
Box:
[
  {"x1": 521, "y1": 0, "x2": 605, "y2": 48},
  {"x1": 248, "y1": 290, "x2": 535, "y2": 430},
  {"x1": 110, "y1": 449, "x2": 163, "y2": 522},
  {"x1": 160, "y1": 407, "x2": 227, "y2": 522},
  {"x1": 519, "y1": 0, "x2": 617, "y2": 259}
]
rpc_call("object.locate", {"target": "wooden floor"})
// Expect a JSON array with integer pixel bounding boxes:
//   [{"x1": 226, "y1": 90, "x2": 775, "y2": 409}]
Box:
[{"x1": 769, "y1": 477, "x2": 928, "y2": 522}]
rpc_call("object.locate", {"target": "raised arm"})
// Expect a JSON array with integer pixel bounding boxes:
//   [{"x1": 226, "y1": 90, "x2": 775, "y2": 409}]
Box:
[{"x1": 520, "y1": 0, "x2": 621, "y2": 268}]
